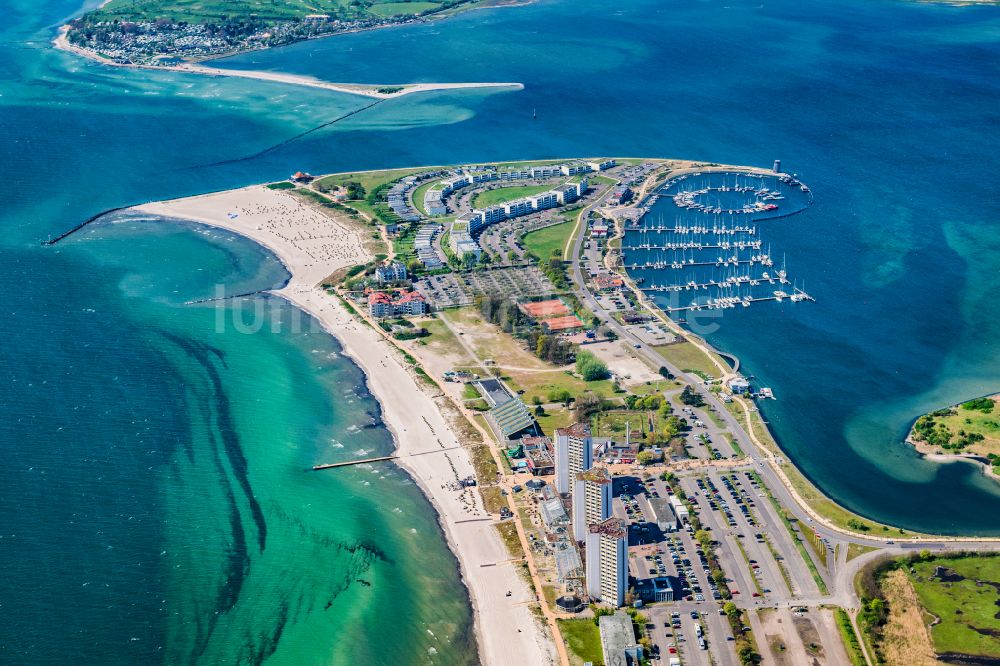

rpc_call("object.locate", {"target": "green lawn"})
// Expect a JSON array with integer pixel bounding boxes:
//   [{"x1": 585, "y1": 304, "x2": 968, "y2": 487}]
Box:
[
  {"x1": 909, "y1": 395, "x2": 1000, "y2": 456},
  {"x1": 558, "y1": 619, "x2": 604, "y2": 666},
  {"x1": 523, "y1": 220, "x2": 574, "y2": 259},
  {"x1": 314, "y1": 167, "x2": 431, "y2": 198},
  {"x1": 412, "y1": 178, "x2": 440, "y2": 216},
  {"x1": 368, "y1": 1, "x2": 440, "y2": 17},
  {"x1": 472, "y1": 184, "x2": 553, "y2": 208},
  {"x1": 653, "y1": 341, "x2": 725, "y2": 378},
  {"x1": 909, "y1": 555, "x2": 1000, "y2": 658}
]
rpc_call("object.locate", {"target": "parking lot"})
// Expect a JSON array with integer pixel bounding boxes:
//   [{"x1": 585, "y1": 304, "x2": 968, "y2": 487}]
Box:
[
  {"x1": 414, "y1": 265, "x2": 556, "y2": 308},
  {"x1": 612, "y1": 475, "x2": 736, "y2": 665}
]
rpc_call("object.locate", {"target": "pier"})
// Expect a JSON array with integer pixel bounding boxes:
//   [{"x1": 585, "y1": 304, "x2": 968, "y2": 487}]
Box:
[
  {"x1": 312, "y1": 455, "x2": 397, "y2": 470},
  {"x1": 623, "y1": 240, "x2": 763, "y2": 252},
  {"x1": 311, "y1": 444, "x2": 466, "y2": 470}
]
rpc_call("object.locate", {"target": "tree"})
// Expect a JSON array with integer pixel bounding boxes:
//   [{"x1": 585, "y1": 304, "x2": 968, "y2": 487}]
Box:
[
  {"x1": 723, "y1": 601, "x2": 739, "y2": 618},
  {"x1": 679, "y1": 385, "x2": 705, "y2": 407},
  {"x1": 576, "y1": 350, "x2": 610, "y2": 381},
  {"x1": 658, "y1": 366, "x2": 673, "y2": 379},
  {"x1": 637, "y1": 450, "x2": 655, "y2": 466}
]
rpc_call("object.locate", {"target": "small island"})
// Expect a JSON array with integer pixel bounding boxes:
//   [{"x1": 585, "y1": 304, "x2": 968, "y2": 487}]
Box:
[{"x1": 908, "y1": 395, "x2": 1000, "y2": 477}]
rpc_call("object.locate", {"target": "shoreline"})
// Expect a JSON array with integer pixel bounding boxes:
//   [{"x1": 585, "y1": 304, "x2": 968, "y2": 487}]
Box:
[
  {"x1": 613, "y1": 163, "x2": 1000, "y2": 541},
  {"x1": 53, "y1": 26, "x2": 524, "y2": 100},
  {"x1": 130, "y1": 186, "x2": 556, "y2": 666}
]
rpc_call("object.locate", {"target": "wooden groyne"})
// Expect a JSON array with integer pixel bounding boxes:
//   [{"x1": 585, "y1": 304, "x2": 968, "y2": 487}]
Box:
[{"x1": 42, "y1": 205, "x2": 129, "y2": 246}]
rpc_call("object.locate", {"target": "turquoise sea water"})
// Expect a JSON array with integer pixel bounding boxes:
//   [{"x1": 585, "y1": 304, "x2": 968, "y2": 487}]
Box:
[{"x1": 2, "y1": 0, "x2": 1000, "y2": 662}]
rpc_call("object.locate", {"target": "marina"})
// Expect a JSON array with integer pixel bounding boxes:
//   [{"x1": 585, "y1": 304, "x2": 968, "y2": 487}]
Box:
[{"x1": 621, "y1": 169, "x2": 813, "y2": 316}]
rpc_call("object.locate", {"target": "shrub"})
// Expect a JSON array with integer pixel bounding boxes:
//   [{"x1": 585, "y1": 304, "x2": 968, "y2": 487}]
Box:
[{"x1": 576, "y1": 350, "x2": 610, "y2": 381}]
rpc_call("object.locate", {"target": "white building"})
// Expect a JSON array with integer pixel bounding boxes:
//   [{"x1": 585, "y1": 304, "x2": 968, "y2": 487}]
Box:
[
  {"x1": 669, "y1": 495, "x2": 690, "y2": 523},
  {"x1": 375, "y1": 260, "x2": 407, "y2": 285},
  {"x1": 555, "y1": 422, "x2": 593, "y2": 494},
  {"x1": 529, "y1": 191, "x2": 559, "y2": 210},
  {"x1": 573, "y1": 466, "x2": 612, "y2": 542},
  {"x1": 586, "y1": 517, "x2": 628, "y2": 607},
  {"x1": 588, "y1": 159, "x2": 617, "y2": 172}
]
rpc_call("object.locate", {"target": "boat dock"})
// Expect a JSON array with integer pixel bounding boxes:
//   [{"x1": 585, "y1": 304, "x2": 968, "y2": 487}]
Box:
[{"x1": 623, "y1": 240, "x2": 763, "y2": 252}]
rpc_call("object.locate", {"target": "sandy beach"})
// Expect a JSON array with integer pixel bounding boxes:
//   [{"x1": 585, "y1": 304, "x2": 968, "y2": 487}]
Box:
[
  {"x1": 54, "y1": 27, "x2": 523, "y2": 100},
  {"x1": 133, "y1": 186, "x2": 556, "y2": 666}
]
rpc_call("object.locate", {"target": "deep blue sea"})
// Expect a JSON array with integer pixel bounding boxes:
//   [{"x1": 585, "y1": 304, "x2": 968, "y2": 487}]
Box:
[{"x1": 2, "y1": 0, "x2": 1000, "y2": 662}]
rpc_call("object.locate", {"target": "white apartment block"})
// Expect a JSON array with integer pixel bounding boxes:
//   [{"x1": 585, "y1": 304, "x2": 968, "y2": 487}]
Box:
[{"x1": 573, "y1": 466, "x2": 612, "y2": 542}]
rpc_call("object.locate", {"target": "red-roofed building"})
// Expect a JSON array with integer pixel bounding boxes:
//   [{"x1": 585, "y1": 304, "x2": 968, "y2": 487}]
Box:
[
  {"x1": 368, "y1": 291, "x2": 428, "y2": 318},
  {"x1": 593, "y1": 274, "x2": 624, "y2": 291},
  {"x1": 291, "y1": 171, "x2": 314, "y2": 183}
]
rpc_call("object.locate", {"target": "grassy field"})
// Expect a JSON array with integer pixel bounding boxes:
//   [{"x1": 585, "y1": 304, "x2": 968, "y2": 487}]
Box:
[
  {"x1": 472, "y1": 184, "x2": 552, "y2": 208},
  {"x1": 411, "y1": 178, "x2": 440, "y2": 217},
  {"x1": 590, "y1": 409, "x2": 670, "y2": 442},
  {"x1": 908, "y1": 554, "x2": 1000, "y2": 658},
  {"x1": 557, "y1": 619, "x2": 604, "y2": 666},
  {"x1": 91, "y1": 0, "x2": 452, "y2": 22},
  {"x1": 909, "y1": 395, "x2": 1000, "y2": 456},
  {"x1": 653, "y1": 340, "x2": 726, "y2": 378},
  {"x1": 368, "y1": 1, "x2": 440, "y2": 16},
  {"x1": 314, "y1": 167, "x2": 430, "y2": 197},
  {"x1": 523, "y1": 220, "x2": 574, "y2": 259}
]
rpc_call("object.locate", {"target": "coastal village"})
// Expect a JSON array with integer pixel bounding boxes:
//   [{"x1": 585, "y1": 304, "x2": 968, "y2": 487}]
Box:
[{"x1": 113, "y1": 156, "x2": 1000, "y2": 666}]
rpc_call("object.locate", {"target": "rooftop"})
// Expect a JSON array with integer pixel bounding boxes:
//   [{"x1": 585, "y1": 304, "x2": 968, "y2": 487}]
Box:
[
  {"x1": 589, "y1": 517, "x2": 627, "y2": 539},
  {"x1": 599, "y1": 611, "x2": 639, "y2": 666},
  {"x1": 557, "y1": 422, "x2": 590, "y2": 439},
  {"x1": 543, "y1": 315, "x2": 585, "y2": 331},
  {"x1": 577, "y1": 465, "x2": 611, "y2": 484},
  {"x1": 474, "y1": 378, "x2": 512, "y2": 407}
]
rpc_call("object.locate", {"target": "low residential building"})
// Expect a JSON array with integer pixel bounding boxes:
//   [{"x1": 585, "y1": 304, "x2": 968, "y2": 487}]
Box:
[
  {"x1": 607, "y1": 185, "x2": 632, "y2": 206},
  {"x1": 668, "y1": 495, "x2": 690, "y2": 523},
  {"x1": 586, "y1": 519, "x2": 628, "y2": 607},
  {"x1": 593, "y1": 274, "x2": 624, "y2": 291},
  {"x1": 375, "y1": 260, "x2": 407, "y2": 284},
  {"x1": 573, "y1": 466, "x2": 612, "y2": 542},
  {"x1": 367, "y1": 290, "x2": 428, "y2": 317},
  {"x1": 290, "y1": 171, "x2": 314, "y2": 183},
  {"x1": 599, "y1": 611, "x2": 642, "y2": 666},
  {"x1": 729, "y1": 376, "x2": 751, "y2": 394},
  {"x1": 522, "y1": 436, "x2": 555, "y2": 476},
  {"x1": 368, "y1": 292, "x2": 394, "y2": 318},
  {"x1": 588, "y1": 159, "x2": 617, "y2": 172},
  {"x1": 555, "y1": 422, "x2": 593, "y2": 494},
  {"x1": 648, "y1": 497, "x2": 678, "y2": 532}
]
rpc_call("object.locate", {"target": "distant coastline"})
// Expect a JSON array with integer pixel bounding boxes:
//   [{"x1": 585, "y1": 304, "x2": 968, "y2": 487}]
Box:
[{"x1": 53, "y1": 25, "x2": 524, "y2": 99}]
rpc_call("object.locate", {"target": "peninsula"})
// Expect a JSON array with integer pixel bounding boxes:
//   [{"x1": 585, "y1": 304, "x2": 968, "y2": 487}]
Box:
[
  {"x1": 60, "y1": 0, "x2": 524, "y2": 65},
  {"x1": 57, "y1": 157, "x2": 1000, "y2": 666},
  {"x1": 908, "y1": 395, "x2": 1000, "y2": 479}
]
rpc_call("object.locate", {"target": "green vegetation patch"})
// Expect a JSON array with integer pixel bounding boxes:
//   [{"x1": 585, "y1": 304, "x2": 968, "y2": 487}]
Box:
[
  {"x1": 909, "y1": 554, "x2": 1000, "y2": 658},
  {"x1": 557, "y1": 618, "x2": 605, "y2": 666},
  {"x1": 369, "y1": 2, "x2": 441, "y2": 18},
  {"x1": 833, "y1": 608, "x2": 867, "y2": 666},
  {"x1": 472, "y1": 184, "x2": 552, "y2": 208},
  {"x1": 523, "y1": 220, "x2": 574, "y2": 260},
  {"x1": 653, "y1": 340, "x2": 725, "y2": 379},
  {"x1": 910, "y1": 395, "x2": 999, "y2": 456}
]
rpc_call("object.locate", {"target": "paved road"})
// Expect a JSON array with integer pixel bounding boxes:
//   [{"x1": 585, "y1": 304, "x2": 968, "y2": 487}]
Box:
[{"x1": 563, "y1": 168, "x2": 1000, "y2": 620}]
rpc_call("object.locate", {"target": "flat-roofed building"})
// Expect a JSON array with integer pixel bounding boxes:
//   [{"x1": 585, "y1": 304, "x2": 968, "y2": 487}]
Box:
[
  {"x1": 573, "y1": 466, "x2": 612, "y2": 542},
  {"x1": 555, "y1": 422, "x2": 593, "y2": 494},
  {"x1": 599, "y1": 611, "x2": 642, "y2": 666},
  {"x1": 586, "y1": 518, "x2": 628, "y2": 607},
  {"x1": 648, "y1": 497, "x2": 678, "y2": 532},
  {"x1": 522, "y1": 436, "x2": 555, "y2": 476}
]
